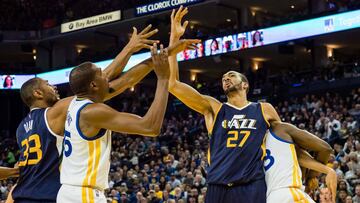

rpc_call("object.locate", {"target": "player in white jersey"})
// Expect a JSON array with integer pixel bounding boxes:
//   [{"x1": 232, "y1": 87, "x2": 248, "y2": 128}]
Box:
[
  {"x1": 59, "y1": 97, "x2": 113, "y2": 202},
  {"x1": 57, "y1": 44, "x2": 174, "y2": 203},
  {"x1": 264, "y1": 122, "x2": 337, "y2": 203}
]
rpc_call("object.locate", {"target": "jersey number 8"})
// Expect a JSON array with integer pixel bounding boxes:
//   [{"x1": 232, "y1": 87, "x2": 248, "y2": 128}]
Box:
[{"x1": 18, "y1": 134, "x2": 43, "y2": 167}]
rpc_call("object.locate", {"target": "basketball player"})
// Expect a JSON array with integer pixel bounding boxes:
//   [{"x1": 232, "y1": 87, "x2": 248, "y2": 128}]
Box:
[
  {"x1": 11, "y1": 25, "x2": 162, "y2": 203},
  {"x1": 168, "y1": 7, "x2": 280, "y2": 203},
  {"x1": 265, "y1": 121, "x2": 337, "y2": 203},
  {"x1": 56, "y1": 43, "x2": 173, "y2": 203}
]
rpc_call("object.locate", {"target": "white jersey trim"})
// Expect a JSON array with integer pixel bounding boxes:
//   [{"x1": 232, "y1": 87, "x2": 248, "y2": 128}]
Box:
[
  {"x1": 225, "y1": 102, "x2": 252, "y2": 111},
  {"x1": 44, "y1": 108, "x2": 62, "y2": 137},
  {"x1": 44, "y1": 108, "x2": 64, "y2": 155},
  {"x1": 269, "y1": 130, "x2": 294, "y2": 144}
]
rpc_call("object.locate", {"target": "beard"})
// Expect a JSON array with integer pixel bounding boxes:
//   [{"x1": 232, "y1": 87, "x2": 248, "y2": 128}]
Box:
[
  {"x1": 45, "y1": 94, "x2": 59, "y2": 107},
  {"x1": 224, "y1": 83, "x2": 242, "y2": 95}
]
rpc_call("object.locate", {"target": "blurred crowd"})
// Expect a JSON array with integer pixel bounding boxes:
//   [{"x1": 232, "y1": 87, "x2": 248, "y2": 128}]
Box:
[{"x1": 0, "y1": 84, "x2": 359, "y2": 203}]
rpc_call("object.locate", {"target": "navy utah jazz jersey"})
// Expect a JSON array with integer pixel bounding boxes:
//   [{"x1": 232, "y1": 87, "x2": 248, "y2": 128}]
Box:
[
  {"x1": 207, "y1": 102, "x2": 269, "y2": 185},
  {"x1": 13, "y1": 108, "x2": 63, "y2": 202}
]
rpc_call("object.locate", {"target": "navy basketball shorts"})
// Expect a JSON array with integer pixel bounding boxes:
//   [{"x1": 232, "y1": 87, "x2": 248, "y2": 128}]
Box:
[
  {"x1": 15, "y1": 199, "x2": 55, "y2": 203},
  {"x1": 205, "y1": 178, "x2": 266, "y2": 203}
]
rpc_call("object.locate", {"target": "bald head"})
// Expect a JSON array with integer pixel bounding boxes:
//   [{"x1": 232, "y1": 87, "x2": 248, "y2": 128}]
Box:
[
  {"x1": 69, "y1": 62, "x2": 97, "y2": 95},
  {"x1": 20, "y1": 78, "x2": 43, "y2": 107}
]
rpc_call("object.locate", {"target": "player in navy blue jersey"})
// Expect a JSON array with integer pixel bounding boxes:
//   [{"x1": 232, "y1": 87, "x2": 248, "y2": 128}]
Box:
[{"x1": 168, "y1": 7, "x2": 280, "y2": 203}]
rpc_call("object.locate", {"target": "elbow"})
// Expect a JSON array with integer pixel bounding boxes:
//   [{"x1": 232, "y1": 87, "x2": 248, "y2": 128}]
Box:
[
  {"x1": 149, "y1": 124, "x2": 161, "y2": 137},
  {"x1": 152, "y1": 128, "x2": 161, "y2": 137},
  {"x1": 144, "y1": 127, "x2": 160, "y2": 137},
  {"x1": 142, "y1": 120, "x2": 161, "y2": 137}
]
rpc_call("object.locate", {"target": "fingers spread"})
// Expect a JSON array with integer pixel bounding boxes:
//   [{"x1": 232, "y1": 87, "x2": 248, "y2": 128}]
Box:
[
  {"x1": 175, "y1": 5, "x2": 184, "y2": 20},
  {"x1": 142, "y1": 29, "x2": 158, "y2": 38},
  {"x1": 180, "y1": 7, "x2": 188, "y2": 18},
  {"x1": 139, "y1": 24, "x2": 152, "y2": 35}
]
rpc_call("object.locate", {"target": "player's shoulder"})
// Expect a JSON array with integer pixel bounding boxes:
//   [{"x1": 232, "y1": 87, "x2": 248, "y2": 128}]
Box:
[
  {"x1": 46, "y1": 96, "x2": 76, "y2": 128},
  {"x1": 49, "y1": 96, "x2": 75, "y2": 112},
  {"x1": 203, "y1": 95, "x2": 221, "y2": 113},
  {"x1": 80, "y1": 103, "x2": 113, "y2": 119},
  {"x1": 259, "y1": 102, "x2": 274, "y2": 109}
]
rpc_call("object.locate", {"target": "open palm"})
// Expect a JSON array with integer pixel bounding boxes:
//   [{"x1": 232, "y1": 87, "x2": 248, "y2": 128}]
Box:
[{"x1": 170, "y1": 6, "x2": 189, "y2": 40}]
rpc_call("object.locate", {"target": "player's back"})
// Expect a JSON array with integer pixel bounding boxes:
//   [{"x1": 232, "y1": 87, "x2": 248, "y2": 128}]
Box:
[
  {"x1": 60, "y1": 97, "x2": 111, "y2": 191},
  {"x1": 13, "y1": 108, "x2": 63, "y2": 202},
  {"x1": 264, "y1": 130, "x2": 303, "y2": 193},
  {"x1": 265, "y1": 130, "x2": 314, "y2": 203},
  {"x1": 207, "y1": 102, "x2": 269, "y2": 185}
]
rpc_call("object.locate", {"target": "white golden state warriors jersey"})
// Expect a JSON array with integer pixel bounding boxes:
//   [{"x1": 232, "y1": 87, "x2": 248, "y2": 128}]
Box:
[
  {"x1": 61, "y1": 97, "x2": 111, "y2": 190},
  {"x1": 264, "y1": 130, "x2": 305, "y2": 197}
]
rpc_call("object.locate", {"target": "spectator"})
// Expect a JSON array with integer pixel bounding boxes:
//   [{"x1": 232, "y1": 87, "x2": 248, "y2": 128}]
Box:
[{"x1": 353, "y1": 184, "x2": 360, "y2": 203}]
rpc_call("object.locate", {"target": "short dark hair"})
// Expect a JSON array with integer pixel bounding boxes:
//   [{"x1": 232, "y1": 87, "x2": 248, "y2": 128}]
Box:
[
  {"x1": 20, "y1": 78, "x2": 42, "y2": 107},
  {"x1": 69, "y1": 62, "x2": 97, "y2": 95},
  {"x1": 237, "y1": 72, "x2": 249, "y2": 94}
]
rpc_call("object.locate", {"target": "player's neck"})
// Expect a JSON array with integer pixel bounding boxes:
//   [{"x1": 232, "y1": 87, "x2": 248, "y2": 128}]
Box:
[
  {"x1": 76, "y1": 93, "x2": 102, "y2": 103},
  {"x1": 30, "y1": 101, "x2": 50, "y2": 110},
  {"x1": 227, "y1": 92, "x2": 248, "y2": 108}
]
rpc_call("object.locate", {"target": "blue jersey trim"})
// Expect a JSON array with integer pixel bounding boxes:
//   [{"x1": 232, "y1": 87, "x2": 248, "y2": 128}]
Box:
[
  {"x1": 269, "y1": 130, "x2": 293, "y2": 144},
  {"x1": 76, "y1": 102, "x2": 107, "y2": 141}
]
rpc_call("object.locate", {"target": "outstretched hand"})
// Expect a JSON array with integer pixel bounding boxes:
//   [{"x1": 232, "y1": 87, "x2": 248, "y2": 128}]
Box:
[
  {"x1": 126, "y1": 24, "x2": 159, "y2": 53},
  {"x1": 168, "y1": 39, "x2": 201, "y2": 56},
  {"x1": 170, "y1": 6, "x2": 189, "y2": 42},
  {"x1": 151, "y1": 43, "x2": 170, "y2": 80}
]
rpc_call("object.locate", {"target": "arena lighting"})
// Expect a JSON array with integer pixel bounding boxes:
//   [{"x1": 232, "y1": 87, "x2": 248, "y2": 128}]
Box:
[{"x1": 1, "y1": 9, "x2": 360, "y2": 90}]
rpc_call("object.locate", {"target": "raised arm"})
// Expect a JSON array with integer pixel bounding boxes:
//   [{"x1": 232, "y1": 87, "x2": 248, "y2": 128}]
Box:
[
  {"x1": 168, "y1": 7, "x2": 220, "y2": 117},
  {"x1": 83, "y1": 44, "x2": 170, "y2": 137},
  {"x1": 105, "y1": 58, "x2": 153, "y2": 100},
  {"x1": 297, "y1": 150, "x2": 337, "y2": 203},
  {"x1": 103, "y1": 25, "x2": 159, "y2": 81},
  {"x1": 104, "y1": 38, "x2": 200, "y2": 100}
]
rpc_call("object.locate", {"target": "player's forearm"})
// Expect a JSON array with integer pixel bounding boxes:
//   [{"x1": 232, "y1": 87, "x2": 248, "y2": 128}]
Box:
[
  {"x1": 142, "y1": 79, "x2": 169, "y2": 136},
  {"x1": 168, "y1": 54, "x2": 180, "y2": 83},
  {"x1": 105, "y1": 59, "x2": 153, "y2": 101},
  {"x1": 0, "y1": 167, "x2": 19, "y2": 180},
  {"x1": 298, "y1": 151, "x2": 329, "y2": 174},
  {"x1": 288, "y1": 124, "x2": 332, "y2": 164},
  {"x1": 302, "y1": 129, "x2": 332, "y2": 164},
  {"x1": 104, "y1": 46, "x2": 134, "y2": 81}
]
